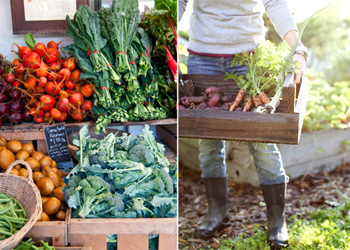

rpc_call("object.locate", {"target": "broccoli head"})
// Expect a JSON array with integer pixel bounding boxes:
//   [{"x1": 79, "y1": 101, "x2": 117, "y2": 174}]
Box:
[
  {"x1": 67, "y1": 175, "x2": 113, "y2": 218},
  {"x1": 128, "y1": 144, "x2": 154, "y2": 166}
]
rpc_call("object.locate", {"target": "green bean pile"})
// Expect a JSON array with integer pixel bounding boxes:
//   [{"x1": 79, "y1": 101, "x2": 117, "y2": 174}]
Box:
[
  {"x1": 0, "y1": 191, "x2": 28, "y2": 240},
  {"x1": 14, "y1": 238, "x2": 56, "y2": 250}
]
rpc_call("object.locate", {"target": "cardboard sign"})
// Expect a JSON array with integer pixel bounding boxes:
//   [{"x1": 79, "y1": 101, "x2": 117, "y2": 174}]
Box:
[{"x1": 44, "y1": 123, "x2": 73, "y2": 169}]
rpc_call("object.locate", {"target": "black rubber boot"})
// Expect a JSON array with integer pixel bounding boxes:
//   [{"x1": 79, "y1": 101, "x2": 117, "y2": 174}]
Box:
[
  {"x1": 261, "y1": 183, "x2": 289, "y2": 249},
  {"x1": 196, "y1": 176, "x2": 230, "y2": 240}
]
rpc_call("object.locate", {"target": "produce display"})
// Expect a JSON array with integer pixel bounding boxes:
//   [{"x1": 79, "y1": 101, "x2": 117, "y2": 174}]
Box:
[
  {"x1": 14, "y1": 238, "x2": 55, "y2": 250},
  {"x1": 0, "y1": 1, "x2": 177, "y2": 249},
  {"x1": 64, "y1": 125, "x2": 177, "y2": 219},
  {"x1": 12, "y1": 35, "x2": 92, "y2": 125},
  {"x1": 0, "y1": 192, "x2": 27, "y2": 241},
  {"x1": 0, "y1": 137, "x2": 67, "y2": 222},
  {"x1": 65, "y1": 0, "x2": 177, "y2": 133}
]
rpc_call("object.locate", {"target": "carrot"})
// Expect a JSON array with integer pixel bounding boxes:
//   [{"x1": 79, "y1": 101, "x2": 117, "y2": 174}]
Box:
[
  {"x1": 229, "y1": 89, "x2": 245, "y2": 111},
  {"x1": 258, "y1": 92, "x2": 271, "y2": 104},
  {"x1": 242, "y1": 94, "x2": 253, "y2": 112},
  {"x1": 253, "y1": 95, "x2": 263, "y2": 108}
]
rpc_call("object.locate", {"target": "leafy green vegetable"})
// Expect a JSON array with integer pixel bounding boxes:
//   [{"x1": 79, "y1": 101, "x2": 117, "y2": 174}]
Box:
[
  {"x1": 66, "y1": 5, "x2": 120, "y2": 82},
  {"x1": 24, "y1": 33, "x2": 36, "y2": 50},
  {"x1": 65, "y1": 125, "x2": 177, "y2": 219},
  {"x1": 225, "y1": 41, "x2": 291, "y2": 97},
  {"x1": 65, "y1": 1, "x2": 177, "y2": 134}
]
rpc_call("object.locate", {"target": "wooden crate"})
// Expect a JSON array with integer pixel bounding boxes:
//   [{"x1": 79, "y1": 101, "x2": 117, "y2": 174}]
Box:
[
  {"x1": 179, "y1": 74, "x2": 308, "y2": 144},
  {"x1": 157, "y1": 124, "x2": 177, "y2": 152},
  {"x1": 67, "y1": 209, "x2": 177, "y2": 250},
  {"x1": 1, "y1": 121, "x2": 177, "y2": 249}
]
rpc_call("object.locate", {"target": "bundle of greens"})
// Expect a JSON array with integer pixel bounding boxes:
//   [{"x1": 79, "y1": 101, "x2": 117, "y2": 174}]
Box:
[
  {"x1": 65, "y1": 0, "x2": 177, "y2": 134},
  {"x1": 66, "y1": 5, "x2": 120, "y2": 83},
  {"x1": 64, "y1": 125, "x2": 177, "y2": 219}
]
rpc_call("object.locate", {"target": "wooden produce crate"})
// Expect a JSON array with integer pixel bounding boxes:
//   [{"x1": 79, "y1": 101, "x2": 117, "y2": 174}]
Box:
[
  {"x1": 0, "y1": 126, "x2": 70, "y2": 246},
  {"x1": 179, "y1": 74, "x2": 308, "y2": 144},
  {"x1": 67, "y1": 209, "x2": 177, "y2": 250},
  {"x1": 0, "y1": 126, "x2": 49, "y2": 154}
]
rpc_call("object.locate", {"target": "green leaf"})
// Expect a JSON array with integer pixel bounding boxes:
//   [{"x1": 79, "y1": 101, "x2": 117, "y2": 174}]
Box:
[
  {"x1": 151, "y1": 196, "x2": 174, "y2": 207},
  {"x1": 24, "y1": 33, "x2": 36, "y2": 49}
]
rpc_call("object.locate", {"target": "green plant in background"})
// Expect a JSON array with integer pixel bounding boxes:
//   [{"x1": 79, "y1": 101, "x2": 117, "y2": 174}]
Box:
[
  {"x1": 219, "y1": 199, "x2": 350, "y2": 250},
  {"x1": 302, "y1": 78, "x2": 350, "y2": 132}
]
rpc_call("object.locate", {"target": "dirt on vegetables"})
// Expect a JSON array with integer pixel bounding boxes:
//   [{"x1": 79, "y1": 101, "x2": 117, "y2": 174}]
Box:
[{"x1": 178, "y1": 162, "x2": 350, "y2": 250}]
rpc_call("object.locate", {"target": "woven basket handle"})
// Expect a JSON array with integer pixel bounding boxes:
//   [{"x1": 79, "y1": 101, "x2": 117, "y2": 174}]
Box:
[{"x1": 4, "y1": 160, "x2": 34, "y2": 183}]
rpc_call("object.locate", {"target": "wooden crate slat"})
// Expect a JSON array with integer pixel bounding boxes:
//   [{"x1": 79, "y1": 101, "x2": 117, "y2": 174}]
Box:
[
  {"x1": 69, "y1": 218, "x2": 177, "y2": 235},
  {"x1": 282, "y1": 72, "x2": 296, "y2": 114},
  {"x1": 36, "y1": 140, "x2": 48, "y2": 154},
  {"x1": 179, "y1": 109, "x2": 299, "y2": 144},
  {"x1": 163, "y1": 124, "x2": 177, "y2": 135},
  {"x1": 69, "y1": 234, "x2": 107, "y2": 250},
  {"x1": 182, "y1": 74, "x2": 240, "y2": 96},
  {"x1": 294, "y1": 77, "x2": 309, "y2": 138},
  {"x1": 117, "y1": 234, "x2": 149, "y2": 250},
  {"x1": 157, "y1": 126, "x2": 177, "y2": 152},
  {"x1": 25, "y1": 221, "x2": 66, "y2": 238},
  {"x1": 52, "y1": 236, "x2": 66, "y2": 247},
  {"x1": 0, "y1": 131, "x2": 45, "y2": 140},
  {"x1": 0, "y1": 118, "x2": 176, "y2": 131},
  {"x1": 158, "y1": 234, "x2": 177, "y2": 250}
]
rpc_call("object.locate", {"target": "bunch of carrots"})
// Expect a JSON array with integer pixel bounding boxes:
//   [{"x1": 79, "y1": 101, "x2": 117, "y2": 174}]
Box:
[{"x1": 229, "y1": 89, "x2": 271, "y2": 112}]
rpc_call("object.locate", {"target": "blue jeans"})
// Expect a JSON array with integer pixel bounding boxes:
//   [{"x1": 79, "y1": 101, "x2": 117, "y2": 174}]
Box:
[{"x1": 187, "y1": 54, "x2": 289, "y2": 185}]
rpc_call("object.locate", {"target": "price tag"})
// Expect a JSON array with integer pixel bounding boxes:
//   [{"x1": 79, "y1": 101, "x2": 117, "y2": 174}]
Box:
[{"x1": 44, "y1": 123, "x2": 73, "y2": 169}]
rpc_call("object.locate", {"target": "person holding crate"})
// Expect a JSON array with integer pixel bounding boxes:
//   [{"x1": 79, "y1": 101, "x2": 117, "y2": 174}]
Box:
[{"x1": 178, "y1": 0, "x2": 307, "y2": 249}]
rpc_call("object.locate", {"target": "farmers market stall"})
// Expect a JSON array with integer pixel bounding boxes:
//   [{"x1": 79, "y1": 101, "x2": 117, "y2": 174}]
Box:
[{"x1": 0, "y1": 0, "x2": 177, "y2": 249}]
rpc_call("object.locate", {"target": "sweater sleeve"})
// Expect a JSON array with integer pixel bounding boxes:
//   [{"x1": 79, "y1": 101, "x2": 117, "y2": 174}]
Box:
[
  {"x1": 262, "y1": 0, "x2": 298, "y2": 39},
  {"x1": 178, "y1": 0, "x2": 188, "y2": 21}
]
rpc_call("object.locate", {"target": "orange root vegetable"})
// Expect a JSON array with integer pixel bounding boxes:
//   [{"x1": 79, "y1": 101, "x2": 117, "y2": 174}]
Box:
[
  {"x1": 258, "y1": 92, "x2": 271, "y2": 104},
  {"x1": 242, "y1": 94, "x2": 253, "y2": 112},
  {"x1": 229, "y1": 89, "x2": 245, "y2": 111},
  {"x1": 253, "y1": 95, "x2": 263, "y2": 108}
]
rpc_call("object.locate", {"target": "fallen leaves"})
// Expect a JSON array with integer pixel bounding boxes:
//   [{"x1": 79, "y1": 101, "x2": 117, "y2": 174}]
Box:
[{"x1": 179, "y1": 162, "x2": 350, "y2": 250}]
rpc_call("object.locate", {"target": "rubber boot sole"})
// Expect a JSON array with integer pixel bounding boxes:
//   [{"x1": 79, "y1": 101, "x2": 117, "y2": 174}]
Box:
[{"x1": 195, "y1": 215, "x2": 231, "y2": 240}]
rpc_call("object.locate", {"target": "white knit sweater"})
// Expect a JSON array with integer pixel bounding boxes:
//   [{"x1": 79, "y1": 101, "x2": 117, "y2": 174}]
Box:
[{"x1": 178, "y1": 0, "x2": 298, "y2": 55}]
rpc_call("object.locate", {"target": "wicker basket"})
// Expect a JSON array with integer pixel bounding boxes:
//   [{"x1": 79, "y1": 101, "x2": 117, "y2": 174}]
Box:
[{"x1": 0, "y1": 160, "x2": 42, "y2": 250}]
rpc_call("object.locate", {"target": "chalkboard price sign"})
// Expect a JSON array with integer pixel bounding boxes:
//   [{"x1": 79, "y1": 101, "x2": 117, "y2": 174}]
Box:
[{"x1": 44, "y1": 123, "x2": 73, "y2": 169}]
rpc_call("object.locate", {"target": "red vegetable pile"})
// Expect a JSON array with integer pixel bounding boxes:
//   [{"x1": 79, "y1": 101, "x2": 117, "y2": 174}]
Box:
[
  {"x1": 179, "y1": 86, "x2": 240, "y2": 111},
  {"x1": 0, "y1": 52, "x2": 32, "y2": 126},
  {"x1": 0, "y1": 36, "x2": 95, "y2": 126}
]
